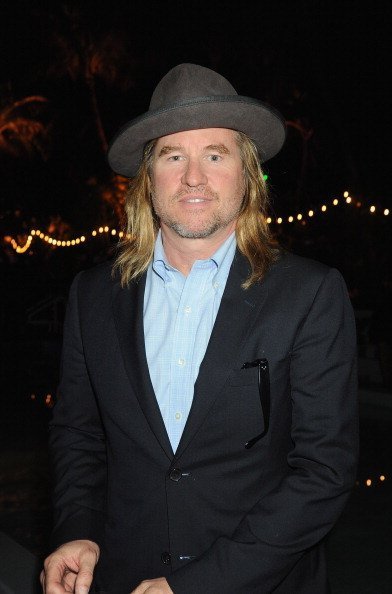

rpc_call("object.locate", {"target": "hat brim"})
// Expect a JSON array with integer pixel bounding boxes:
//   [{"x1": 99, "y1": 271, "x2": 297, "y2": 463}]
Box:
[{"x1": 107, "y1": 96, "x2": 286, "y2": 178}]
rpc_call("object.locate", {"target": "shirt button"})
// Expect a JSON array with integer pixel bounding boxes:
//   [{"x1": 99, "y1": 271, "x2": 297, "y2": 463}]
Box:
[
  {"x1": 161, "y1": 551, "x2": 171, "y2": 564},
  {"x1": 184, "y1": 306, "x2": 191, "y2": 313},
  {"x1": 175, "y1": 412, "x2": 182, "y2": 420},
  {"x1": 178, "y1": 358, "x2": 185, "y2": 366},
  {"x1": 213, "y1": 282, "x2": 219, "y2": 289}
]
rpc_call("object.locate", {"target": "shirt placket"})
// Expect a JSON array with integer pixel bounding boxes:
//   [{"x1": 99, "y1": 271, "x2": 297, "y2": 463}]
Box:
[{"x1": 169, "y1": 263, "x2": 213, "y2": 451}]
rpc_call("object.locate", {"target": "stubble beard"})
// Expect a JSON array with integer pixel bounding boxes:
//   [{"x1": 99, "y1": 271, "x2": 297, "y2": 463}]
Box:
[
  {"x1": 163, "y1": 216, "x2": 223, "y2": 239},
  {"x1": 151, "y1": 189, "x2": 243, "y2": 240}
]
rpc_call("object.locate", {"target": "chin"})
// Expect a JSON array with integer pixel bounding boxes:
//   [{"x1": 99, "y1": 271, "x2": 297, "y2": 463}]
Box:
[{"x1": 168, "y1": 217, "x2": 220, "y2": 239}]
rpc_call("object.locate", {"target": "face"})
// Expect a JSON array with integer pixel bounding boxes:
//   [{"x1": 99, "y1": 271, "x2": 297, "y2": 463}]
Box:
[{"x1": 150, "y1": 128, "x2": 245, "y2": 241}]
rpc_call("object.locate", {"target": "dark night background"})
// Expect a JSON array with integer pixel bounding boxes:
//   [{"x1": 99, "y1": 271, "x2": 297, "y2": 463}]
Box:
[{"x1": 0, "y1": 1, "x2": 391, "y2": 593}]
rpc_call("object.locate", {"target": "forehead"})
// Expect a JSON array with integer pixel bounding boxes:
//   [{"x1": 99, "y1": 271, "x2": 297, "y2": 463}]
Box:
[{"x1": 154, "y1": 128, "x2": 239, "y2": 150}]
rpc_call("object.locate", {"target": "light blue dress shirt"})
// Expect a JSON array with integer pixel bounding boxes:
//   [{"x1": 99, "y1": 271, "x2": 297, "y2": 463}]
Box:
[{"x1": 143, "y1": 230, "x2": 236, "y2": 452}]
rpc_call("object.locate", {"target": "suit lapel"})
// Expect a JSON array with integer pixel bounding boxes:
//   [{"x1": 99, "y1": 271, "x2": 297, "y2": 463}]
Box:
[
  {"x1": 175, "y1": 252, "x2": 269, "y2": 458},
  {"x1": 112, "y1": 274, "x2": 174, "y2": 460},
  {"x1": 111, "y1": 252, "x2": 269, "y2": 462}
]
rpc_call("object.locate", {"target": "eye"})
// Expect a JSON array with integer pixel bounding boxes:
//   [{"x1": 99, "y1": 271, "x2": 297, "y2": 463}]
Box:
[
  {"x1": 168, "y1": 154, "x2": 183, "y2": 161},
  {"x1": 208, "y1": 154, "x2": 222, "y2": 162}
]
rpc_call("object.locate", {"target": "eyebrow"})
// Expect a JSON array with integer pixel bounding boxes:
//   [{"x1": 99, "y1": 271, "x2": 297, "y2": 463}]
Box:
[
  {"x1": 205, "y1": 144, "x2": 230, "y2": 154},
  {"x1": 157, "y1": 143, "x2": 231, "y2": 157},
  {"x1": 157, "y1": 145, "x2": 182, "y2": 156}
]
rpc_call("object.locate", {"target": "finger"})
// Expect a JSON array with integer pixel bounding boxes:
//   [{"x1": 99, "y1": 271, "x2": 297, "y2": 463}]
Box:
[
  {"x1": 63, "y1": 570, "x2": 78, "y2": 592},
  {"x1": 74, "y1": 550, "x2": 98, "y2": 594},
  {"x1": 130, "y1": 580, "x2": 149, "y2": 594},
  {"x1": 43, "y1": 559, "x2": 70, "y2": 594},
  {"x1": 74, "y1": 569, "x2": 94, "y2": 594}
]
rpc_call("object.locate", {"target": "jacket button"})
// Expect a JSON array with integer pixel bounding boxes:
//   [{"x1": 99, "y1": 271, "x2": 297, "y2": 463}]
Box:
[
  {"x1": 161, "y1": 551, "x2": 171, "y2": 565},
  {"x1": 169, "y1": 468, "x2": 182, "y2": 482}
]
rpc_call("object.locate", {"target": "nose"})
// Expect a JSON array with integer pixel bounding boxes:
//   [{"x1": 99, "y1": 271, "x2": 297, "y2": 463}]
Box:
[{"x1": 181, "y1": 157, "x2": 208, "y2": 187}]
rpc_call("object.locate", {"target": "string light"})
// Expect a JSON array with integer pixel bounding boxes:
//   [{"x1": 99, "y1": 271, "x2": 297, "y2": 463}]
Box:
[
  {"x1": 45, "y1": 394, "x2": 54, "y2": 407},
  {"x1": 354, "y1": 475, "x2": 387, "y2": 488},
  {"x1": 339, "y1": 475, "x2": 390, "y2": 491},
  {"x1": 3, "y1": 191, "x2": 390, "y2": 254},
  {"x1": 5, "y1": 235, "x2": 33, "y2": 253},
  {"x1": 266, "y1": 191, "x2": 388, "y2": 226}
]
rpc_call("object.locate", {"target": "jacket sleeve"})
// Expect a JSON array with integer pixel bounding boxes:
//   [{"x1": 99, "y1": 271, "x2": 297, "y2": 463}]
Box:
[
  {"x1": 49, "y1": 272, "x2": 107, "y2": 550},
  {"x1": 167, "y1": 267, "x2": 359, "y2": 593}
]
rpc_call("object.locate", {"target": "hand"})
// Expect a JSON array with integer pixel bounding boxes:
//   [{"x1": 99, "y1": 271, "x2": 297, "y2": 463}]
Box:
[
  {"x1": 130, "y1": 577, "x2": 173, "y2": 594},
  {"x1": 40, "y1": 539, "x2": 100, "y2": 594}
]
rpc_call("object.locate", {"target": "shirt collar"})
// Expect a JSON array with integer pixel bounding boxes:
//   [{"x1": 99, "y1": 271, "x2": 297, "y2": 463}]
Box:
[
  {"x1": 209, "y1": 230, "x2": 236, "y2": 268},
  {"x1": 152, "y1": 231, "x2": 173, "y2": 282},
  {"x1": 152, "y1": 229, "x2": 236, "y2": 282}
]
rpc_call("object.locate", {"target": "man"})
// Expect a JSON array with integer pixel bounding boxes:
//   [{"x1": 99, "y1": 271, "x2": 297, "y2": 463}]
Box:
[{"x1": 41, "y1": 63, "x2": 358, "y2": 594}]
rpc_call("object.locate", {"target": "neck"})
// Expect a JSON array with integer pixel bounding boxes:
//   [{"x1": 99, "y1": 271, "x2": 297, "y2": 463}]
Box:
[{"x1": 160, "y1": 223, "x2": 236, "y2": 275}]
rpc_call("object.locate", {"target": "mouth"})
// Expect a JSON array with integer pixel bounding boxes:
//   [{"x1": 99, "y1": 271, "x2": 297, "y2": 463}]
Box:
[{"x1": 179, "y1": 195, "x2": 214, "y2": 204}]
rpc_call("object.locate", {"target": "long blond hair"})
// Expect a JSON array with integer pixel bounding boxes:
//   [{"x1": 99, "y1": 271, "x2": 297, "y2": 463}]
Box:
[{"x1": 113, "y1": 131, "x2": 279, "y2": 288}]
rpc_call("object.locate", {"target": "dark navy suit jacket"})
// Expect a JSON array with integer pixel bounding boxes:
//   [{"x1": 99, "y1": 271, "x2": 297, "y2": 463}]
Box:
[{"x1": 49, "y1": 250, "x2": 358, "y2": 593}]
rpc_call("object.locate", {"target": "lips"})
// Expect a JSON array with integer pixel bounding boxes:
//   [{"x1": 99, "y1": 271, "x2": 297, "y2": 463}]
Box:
[
  {"x1": 178, "y1": 194, "x2": 214, "y2": 204},
  {"x1": 178, "y1": 197, "x2": 214, "y2": 211}
]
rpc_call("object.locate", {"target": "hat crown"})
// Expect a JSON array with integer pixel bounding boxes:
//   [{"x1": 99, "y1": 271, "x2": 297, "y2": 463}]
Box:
[{"x1": 149, "y1": 63, "x2": 238, "y2": 111}]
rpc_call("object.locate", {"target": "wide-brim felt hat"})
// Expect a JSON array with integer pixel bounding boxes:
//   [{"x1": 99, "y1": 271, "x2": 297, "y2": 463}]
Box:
[{"x1": 107, "y1": 63, "x2": 286, "y2": 178}]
